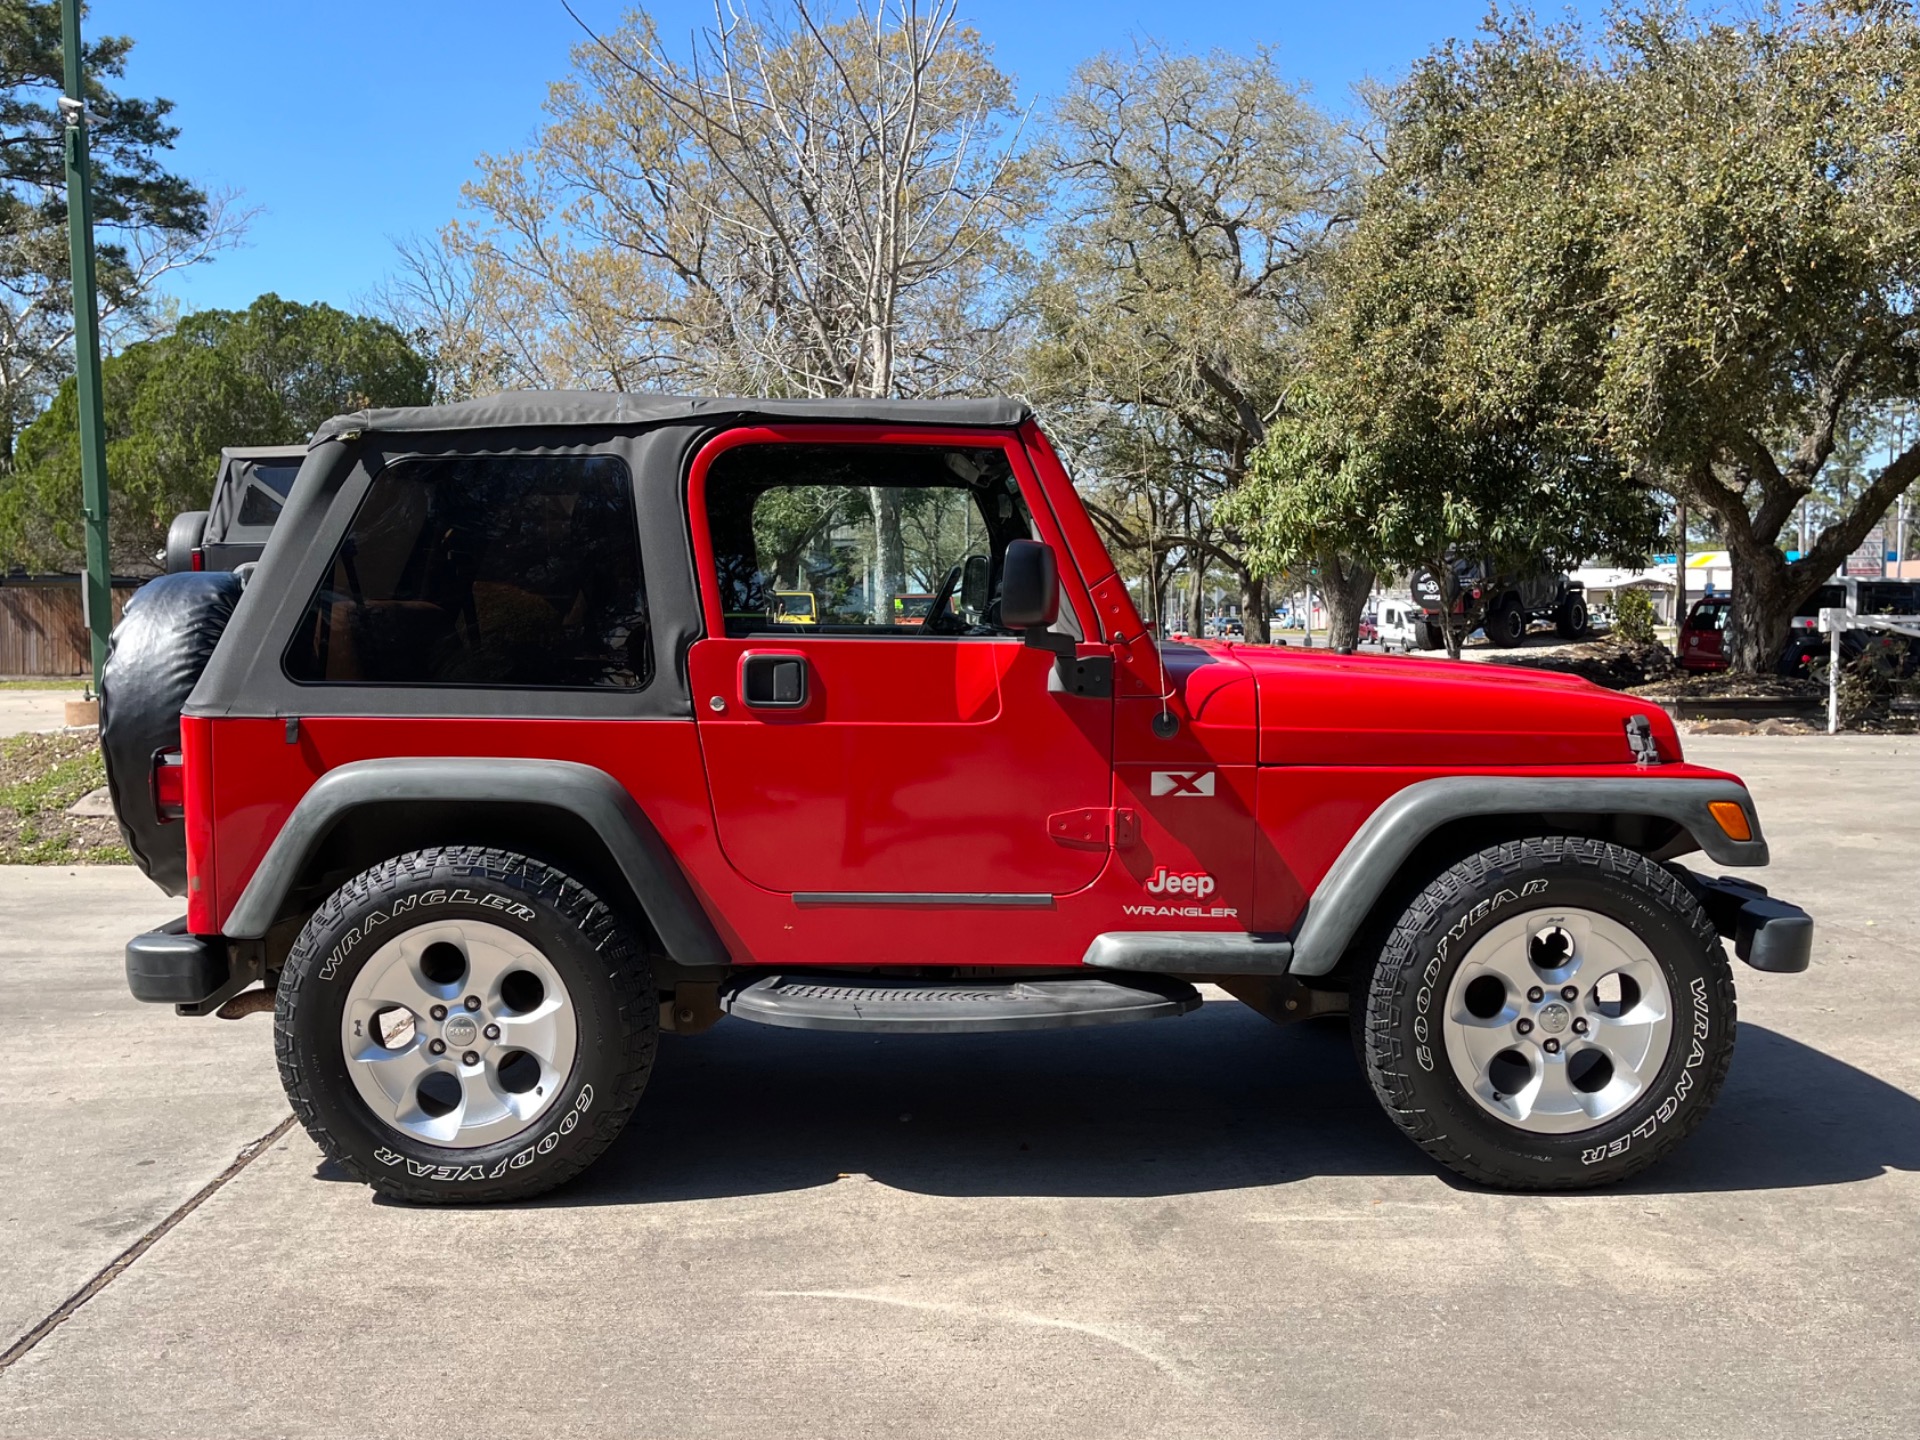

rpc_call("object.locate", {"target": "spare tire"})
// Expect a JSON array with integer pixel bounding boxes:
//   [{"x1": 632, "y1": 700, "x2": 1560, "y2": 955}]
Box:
[
  {"x1": 164, "y1": 510, "x2": 209, "y2": 574},
  {"x1": 99, "y1": 572, "x2": 243, "y2": 895}
]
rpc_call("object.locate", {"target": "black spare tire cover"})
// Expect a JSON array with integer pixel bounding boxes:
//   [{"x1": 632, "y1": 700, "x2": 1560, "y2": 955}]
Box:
[{"x1": 99, "y1": 572, "x2": 243, "y2": 895}]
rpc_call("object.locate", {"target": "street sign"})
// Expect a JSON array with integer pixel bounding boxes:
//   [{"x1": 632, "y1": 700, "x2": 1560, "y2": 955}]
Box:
[{"x1": 1847, "y1": 526, "x2": 1886, "y2": 579}]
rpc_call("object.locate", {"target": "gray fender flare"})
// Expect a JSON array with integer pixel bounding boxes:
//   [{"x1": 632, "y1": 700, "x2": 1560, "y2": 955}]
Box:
[
  {"x1": 222, "y1": 758, "x2": 730, "y2": 967},
  {"x1": 1086, "y1": 774, "x2": 1768, "y2": 979}
]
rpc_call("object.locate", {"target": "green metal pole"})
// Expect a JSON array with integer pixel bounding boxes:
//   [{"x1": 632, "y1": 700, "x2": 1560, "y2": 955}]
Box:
[{"x1": 60, "y1": 0, "x2": 112, "y2": 693}]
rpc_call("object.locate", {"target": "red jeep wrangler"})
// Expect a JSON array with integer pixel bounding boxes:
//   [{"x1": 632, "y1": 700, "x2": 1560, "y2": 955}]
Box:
[{"x1": 100, "y1": 394, "x2": 1812, "y2": 1203}]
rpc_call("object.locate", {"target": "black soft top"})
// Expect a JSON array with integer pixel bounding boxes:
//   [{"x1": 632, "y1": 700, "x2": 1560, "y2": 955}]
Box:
[{"x1": 311, "y1": 391, "x2": 1032, "y2": 445}]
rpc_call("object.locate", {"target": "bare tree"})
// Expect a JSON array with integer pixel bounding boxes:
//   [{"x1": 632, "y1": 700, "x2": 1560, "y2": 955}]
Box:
[
  {"x1": 0, "y1": 189, "x2": 251, "y2": 468},
  {"x1": 423, "y1": 1, "x2": 1035, "y2": 617}
]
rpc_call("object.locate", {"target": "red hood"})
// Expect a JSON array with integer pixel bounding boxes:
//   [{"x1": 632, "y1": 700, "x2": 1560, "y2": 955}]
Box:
[{"x1": 1183, "y1": 643, "x2": 1682, "y2": 768}]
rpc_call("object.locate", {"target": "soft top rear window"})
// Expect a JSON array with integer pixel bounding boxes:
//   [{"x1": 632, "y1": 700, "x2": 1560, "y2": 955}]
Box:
[{"x1": 283, "y1": 452, "x2": 650, "y2": 689}]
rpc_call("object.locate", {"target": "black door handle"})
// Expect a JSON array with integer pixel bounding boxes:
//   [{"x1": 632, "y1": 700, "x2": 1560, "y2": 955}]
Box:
[{"x1": 741, "y1": 652, "x2": 808, "y2": 709}]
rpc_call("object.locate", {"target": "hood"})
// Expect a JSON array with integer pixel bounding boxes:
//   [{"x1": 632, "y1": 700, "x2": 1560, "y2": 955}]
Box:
[{"x1": 1221, "y1": 645, "x2": 1680, "y2": 768}]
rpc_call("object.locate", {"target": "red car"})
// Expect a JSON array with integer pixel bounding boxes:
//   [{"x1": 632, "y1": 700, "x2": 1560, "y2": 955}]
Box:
[
  {"x1": 1678, "y1": 583, "x2": 1914, "y2": 675},
  {"x1": 101, "y1": 394, "x2": 1810, "y2": 1204},
  {"x1": 1677, "y1": 596, "x2": 1732, "y2": 671}
]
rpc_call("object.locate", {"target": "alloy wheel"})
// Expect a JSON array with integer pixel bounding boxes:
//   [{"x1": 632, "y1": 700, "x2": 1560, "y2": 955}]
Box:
[
  {"x1": 339, "y1": 919, "x2": 579, "y2": 1148},
  {"x1": 1442, "y1": 907, "x2": 1675, "y2": 1134}
]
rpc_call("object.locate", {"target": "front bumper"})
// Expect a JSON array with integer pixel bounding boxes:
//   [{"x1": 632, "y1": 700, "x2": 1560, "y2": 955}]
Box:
[
  {"x1": 1677, "y1": 872, "x2": 1813, "y2": 974},
  {"x1": 126, "y1": 919, "x2": 231, "y2": 1010}
]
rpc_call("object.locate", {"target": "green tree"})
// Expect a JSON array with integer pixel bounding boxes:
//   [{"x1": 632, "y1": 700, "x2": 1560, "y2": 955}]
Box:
[
  {"x1": 1, "y1": 294, "x2": 429, "y2": 570},
  {"x1": 1226, "y1": 13, "x2": 1663, "y2": 657},
  {"x1": 1, "y1": 0, "x2": 241, "y2": 465},
  {"x1": 1025, "y1": 44, "x2": 1354, "y2": 643},
  {"x1": 1328, "y1": 1, "x2": 1920, "y2": 672}
]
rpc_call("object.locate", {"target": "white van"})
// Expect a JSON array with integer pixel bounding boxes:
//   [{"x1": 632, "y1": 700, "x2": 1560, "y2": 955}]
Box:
[{"x1": 1376, "y1": 598, "x2": 1429, "y2": 652}]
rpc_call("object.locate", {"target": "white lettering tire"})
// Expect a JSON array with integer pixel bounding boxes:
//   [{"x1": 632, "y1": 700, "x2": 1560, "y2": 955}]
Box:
[
  {"x1": 274, "y1": 847, "x2": 657, "y2": 1204},
  {"x1": 1353, "y1": 836, "x2": 1736, "y2": 1190}
]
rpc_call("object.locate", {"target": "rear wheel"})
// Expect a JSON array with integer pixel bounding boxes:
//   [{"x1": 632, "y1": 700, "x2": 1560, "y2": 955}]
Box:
[
  {"x1": 1353, "y1": 836, "x2": 1735, "y2": 1190},
  {"x1": 1486, "y1": 598, "x2": 1527, "y2": 647},
  {"x1": 275, "y1": 847, "x2": 656, "y2": 1203}
]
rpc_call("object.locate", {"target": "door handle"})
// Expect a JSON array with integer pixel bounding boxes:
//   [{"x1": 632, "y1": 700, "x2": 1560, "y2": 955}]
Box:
[{"x1": 741, "y1": 651, "x2": 809, "y2": 709}]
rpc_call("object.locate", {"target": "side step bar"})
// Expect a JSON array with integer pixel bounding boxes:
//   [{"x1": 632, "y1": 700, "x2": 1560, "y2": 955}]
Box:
[{"x1": 721, "y1": 971, "x2": 1203, "y2": 1034}]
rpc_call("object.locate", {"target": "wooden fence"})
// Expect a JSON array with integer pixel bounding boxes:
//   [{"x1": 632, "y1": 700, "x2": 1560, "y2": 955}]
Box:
[{"x1": 0, "y1": 575, "x2": 143, "y2": 677}]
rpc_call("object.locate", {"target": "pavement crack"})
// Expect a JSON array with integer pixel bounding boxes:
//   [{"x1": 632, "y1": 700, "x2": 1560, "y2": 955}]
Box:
[{"x1": 0, "y1": 1113, "x2": 296, "y2": 1373}]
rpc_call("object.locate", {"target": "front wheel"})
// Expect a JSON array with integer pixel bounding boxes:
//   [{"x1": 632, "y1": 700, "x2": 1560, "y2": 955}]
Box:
[
  {"x1": 1555, "y1": 595, "x2": 1590, "y2": 639},
  {"x1": 274, "y1": 847, "x2": 657, "y2": 1203},
  {"x1": 1353, "y1": 837, "x2": 1735, "y2": 1190}
]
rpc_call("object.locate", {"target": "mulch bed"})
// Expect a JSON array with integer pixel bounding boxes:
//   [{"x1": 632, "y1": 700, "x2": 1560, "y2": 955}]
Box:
[
  {"x1": 1626, "y1": 670, "x2": 1824, "y2": 703},
  {"x1": 1484, "y1": 639, "x2": 1679, "y2": 689},
  {"x1": 0, "y1": 731, "x2": 128, "y2": 864}
]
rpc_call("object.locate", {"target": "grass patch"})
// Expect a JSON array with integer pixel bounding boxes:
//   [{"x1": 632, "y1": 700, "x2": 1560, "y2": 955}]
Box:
[
  {"x1": 0, "y1": 731, "x2": 129, "y2": 865},
  {"x1": 0, "y1": 679, "x2": 89, "y2": 691}
]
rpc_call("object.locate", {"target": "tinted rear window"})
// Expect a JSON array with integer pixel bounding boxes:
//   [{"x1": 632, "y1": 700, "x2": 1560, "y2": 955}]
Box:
[{"x1": 283, "y1": 453, "x2": 650, "y2": 689}]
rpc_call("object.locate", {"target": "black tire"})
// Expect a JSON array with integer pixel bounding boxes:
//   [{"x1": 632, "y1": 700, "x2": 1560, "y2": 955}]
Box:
[
  {"x1": 1485, "y1": 598, "x2": 1527, "y2": 647},
  {"x1": 275, "y1": 847, "x2": 657, "y2": 1204},
  {"x1": 164, "y1": 510, "x2": 209, "y2": 573},
  {"x1": 98, "y1": 571, "x2": 243, "y2": 894},
  {"x1": 1416, "y1": 621, "x2": 1444, "y2": 652},
  {"x1": 1776, "y1": 637, "x2": 1821, "y2": 678},
  {"x1": 1555, "y1": 595, "x2": 1590, "y2": 640},
  {"x1": 1353, "y1": 836, "x2": 1735, "y2": 1190}
]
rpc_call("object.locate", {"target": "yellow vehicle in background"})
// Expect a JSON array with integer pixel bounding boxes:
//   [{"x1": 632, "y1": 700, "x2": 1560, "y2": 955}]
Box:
[{"x1": 772, "y1": 591, "x2": 818, "y2": 625}]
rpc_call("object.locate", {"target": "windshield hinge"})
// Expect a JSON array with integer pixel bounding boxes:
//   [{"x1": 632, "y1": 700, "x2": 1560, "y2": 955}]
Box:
[{"x1": 1625, "y1": 714, "x2": 1660, "y2": 766}]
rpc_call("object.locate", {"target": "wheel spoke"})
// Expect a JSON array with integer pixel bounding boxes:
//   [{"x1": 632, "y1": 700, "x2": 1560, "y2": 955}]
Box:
[
  {"x1": 493, "y1": 1005, "x2": 568, "y2": 1065},
  {"x1": 354, "y1": 957, "x2": 443, "y2": 1014},
  {"x1": 1526, "y1": 1054, "x2": 1586, "y2": 1120},
  {"x1": 459, "y1": 931, "x2": 545, "y2": 1003},
  {"x1": 348, "y1": 1034, "x2": 434, "y2": 1097}
]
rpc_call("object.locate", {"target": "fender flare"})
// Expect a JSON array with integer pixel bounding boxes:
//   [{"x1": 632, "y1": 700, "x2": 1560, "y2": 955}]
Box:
[
  {"x1": 222, "y1": 758, "x2": 730, "y2": 967},
  {"x1": 1286, "y1": 774, "x2": 1766, "y2": 976},
  {"x1": 1085, "y1": 775, "x2": 1768, "y2": 979}
]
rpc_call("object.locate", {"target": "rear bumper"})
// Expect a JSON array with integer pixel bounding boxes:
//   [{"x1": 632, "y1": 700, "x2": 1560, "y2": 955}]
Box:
[
  {"x1": 126, "y1": 919, "x2": 230, "y2": 1006},
  {"x1": 1676, "y1": 872, "x2": 1813, "y2": 974}
]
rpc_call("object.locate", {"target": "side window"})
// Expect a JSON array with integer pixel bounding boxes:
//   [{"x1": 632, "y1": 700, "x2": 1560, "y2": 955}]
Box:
[
  {"x1": 234, "y1": 461, "x2": 300, "y2": 527},
  {"x1": 284, "y1": 453, "x2": 650, "y2": 689},
  {"x1": 703, "y1": 443, "x2": 1039, "y2": 638}
]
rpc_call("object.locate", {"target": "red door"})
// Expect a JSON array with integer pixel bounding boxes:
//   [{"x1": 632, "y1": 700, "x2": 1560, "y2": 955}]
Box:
[
  {"x1": 685, "y1": 427, "x2": 1115, "y2": 900},
  {"x1": 689, "y1": 638, "x2": 1112, "y2": 895}
]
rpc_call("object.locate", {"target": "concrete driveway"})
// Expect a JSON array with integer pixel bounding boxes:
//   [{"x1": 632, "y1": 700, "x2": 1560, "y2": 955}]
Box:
[
  {"x1": 2, "y1": 735, "x2": 1916, "y2": 1438},
  {"x1": 0, "y1": 690, "x2": 83, "y2": 737}
]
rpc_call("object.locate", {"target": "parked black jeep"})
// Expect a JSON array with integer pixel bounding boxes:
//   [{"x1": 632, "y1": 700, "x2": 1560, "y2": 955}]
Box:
[
  {"x1": 1412, "y1": 559, "x2": 1590, "y2": 648},
  {"x1": 164, "y1": 445, "x2": 308, "y2": 573}
]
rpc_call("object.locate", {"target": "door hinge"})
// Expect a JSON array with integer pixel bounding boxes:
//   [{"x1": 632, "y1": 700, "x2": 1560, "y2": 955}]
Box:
[{"x1": 1048, "y1": 806, "x2": 1138, "y2": 850}]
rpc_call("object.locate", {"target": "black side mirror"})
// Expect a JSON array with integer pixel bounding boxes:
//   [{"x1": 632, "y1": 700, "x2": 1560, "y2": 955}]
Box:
[
  {"x1": 1001, "y1": 539, "x2": 1059, "y2": 629},
  {"x1": 961, "y1": 553, "x2": 992, "y2": 615}
]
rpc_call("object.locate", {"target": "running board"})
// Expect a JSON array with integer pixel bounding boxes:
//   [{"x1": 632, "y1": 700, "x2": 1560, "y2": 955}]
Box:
[{"x1": 720, "y1": 971, "x2": 1203, "y2": 1034}]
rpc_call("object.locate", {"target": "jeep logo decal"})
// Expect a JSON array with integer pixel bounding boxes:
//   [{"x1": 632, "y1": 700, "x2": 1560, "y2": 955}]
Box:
[{"x1": 1145, "y1": 867, "x2": 1216, "y2": 898}]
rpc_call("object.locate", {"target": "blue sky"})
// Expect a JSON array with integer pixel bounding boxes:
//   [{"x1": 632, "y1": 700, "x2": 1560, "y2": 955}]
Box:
[{"x1": 87, "y1": 0, "x2": 1608, "y2": 317}]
